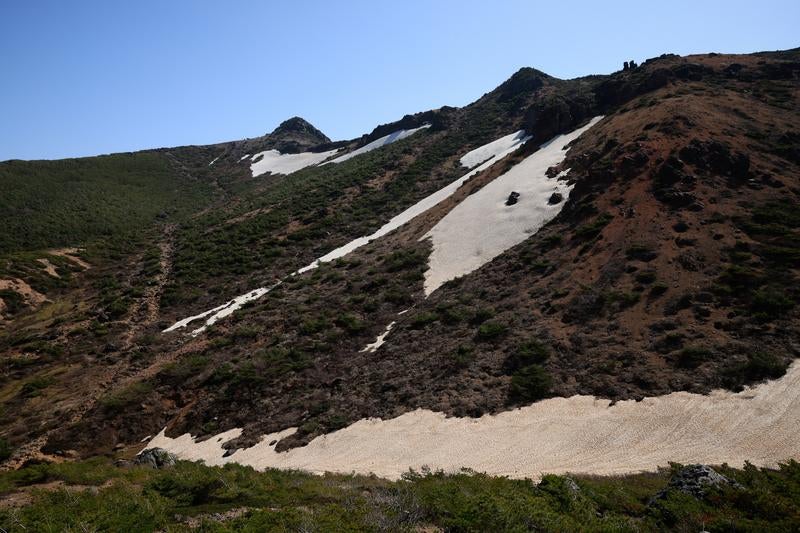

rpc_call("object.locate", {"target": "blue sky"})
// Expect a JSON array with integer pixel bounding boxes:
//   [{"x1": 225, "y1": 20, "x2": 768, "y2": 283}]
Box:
[{"x1": 1, "y1": 1, "x2": 798, "y2": 161}]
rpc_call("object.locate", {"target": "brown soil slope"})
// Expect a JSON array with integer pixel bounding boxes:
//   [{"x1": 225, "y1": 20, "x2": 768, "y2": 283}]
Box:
[{"x1": 2, "y1": 50, "x2": 798, "y2": 461}]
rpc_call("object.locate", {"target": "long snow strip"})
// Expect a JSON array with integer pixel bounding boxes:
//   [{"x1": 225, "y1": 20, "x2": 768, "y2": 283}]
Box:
[
  {"x1": 163, "y1": 130, "x2": 529, "y2": 334},
  {"x1": 147, "y1": 360, "x2": 800, "y2": 480},
  {"x1": 296, "y1": 130, "x2": 530, "y2": 274},
  {"x1": 250, "y1": 148, "x2": 339, "y2": 177},
  {"x1": 324, "y1": 124, "x2": 431, "y2": 165},
  {"x1": 422, "y1": 116, "x2": 604, "y2": 295}
]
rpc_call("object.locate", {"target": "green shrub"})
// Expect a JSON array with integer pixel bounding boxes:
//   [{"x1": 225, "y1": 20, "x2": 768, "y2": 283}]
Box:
[
  {"x1": 99, "y1": 381, "x2": 153, "y2": 411},
  {"x1": 573, "y1": 213, "x2": 613, "y2": 240},
  {"x1": 0, "y1": 290, "x2": 25, "y2": 315},
  {"x1": 20, "y1": 376, "x2": 54, "y2": 398},
  {"x1": 626, "y1": 244, "x2": 657, "y2": 262},
  {"x1": 335, "y1": 313, "x2": 366, "y2": 335},
  {"x1": 506, "y1": 339, "x2": 550, "y2": 370},
  {"x1": 726, "y1": 352, "x2": 787, "y2": 385},
  {"x1": 470, "y1": 308, "x2": 494, "y2": 325},
  {"x1": 650, "y1": 282, "x2": 669, "y2": 296},
  {"x1": 509, "y1": 365, "x2": 552, "y2": 402},
  {"x1": 451, "y1": 345, "x2": 474, "y2": 368},
  {"x1": 635, "y1": 271, "x2": 657, "y2": 284},
  {"x1": 750, "y1": 289, "x2": 795, "y2": 318},
  {"x1": 676, "y1": 347, "x2": 712, "y2": 369},
  {"x1": 475, "y1": 321, "x2": 508, "y2": 341},
  {"x1": 0, "y1": 438, "x2": 11, "y2": 462},
  {"x1": 409, "y1": 312, "x2": 438, "y2": 329}
]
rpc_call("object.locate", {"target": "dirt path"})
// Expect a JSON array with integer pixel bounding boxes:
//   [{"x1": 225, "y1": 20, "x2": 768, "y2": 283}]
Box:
[
  {"x1": 3, "y1": 224, "x2": 191, "y2": 469},
  {"x1": 120, "y1": 223, "x2": 176, "y2": 350}
]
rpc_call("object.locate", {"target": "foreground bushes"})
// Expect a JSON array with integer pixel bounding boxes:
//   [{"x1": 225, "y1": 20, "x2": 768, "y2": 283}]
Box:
[{"x1": 1, "y1": 459, "x2": 799, "y2": 531}]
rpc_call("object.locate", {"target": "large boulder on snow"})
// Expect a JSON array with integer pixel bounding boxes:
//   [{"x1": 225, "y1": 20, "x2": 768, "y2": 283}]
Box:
[{"x1": 134, "y1": 447, "x2": 177, "y2": 469}]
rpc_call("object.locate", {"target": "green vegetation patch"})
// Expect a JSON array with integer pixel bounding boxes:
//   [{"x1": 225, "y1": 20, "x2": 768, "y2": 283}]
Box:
[{"x1": 4, "y1": 457, "x2": 798, "y2": 531}]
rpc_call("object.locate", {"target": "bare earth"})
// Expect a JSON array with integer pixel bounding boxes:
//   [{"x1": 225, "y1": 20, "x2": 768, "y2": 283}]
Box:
[{"x1": 148, "y1": 361, "x2": 800, "y2": 480}]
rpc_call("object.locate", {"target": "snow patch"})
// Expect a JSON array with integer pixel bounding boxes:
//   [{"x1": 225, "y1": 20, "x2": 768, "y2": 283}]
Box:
[
  {"x1": 163, "y1": 282, "x2": 280, "y2": 336},
  {"x1": 360, "y1": 321, "x2": 395, "y2": 352},
  {"x1": 146, "y1": 359, "x2": 800, "y2": 480},
  {"x1": 324, "y1": 124, "x2": 431, "y2": 165},
  {"x1": 297, "y1": 130, "x2": 529, "y2": 274},
  {"x1": 459, "y1": 130, "x2": 528, "y2": 169},
  {"x1": 422, "y1": 116, "x2": 603, "y2": 295},
  {"x1": 208, "y1": 156, "x2": 220, "y2": 166},
  {"x1": 250, "y1": 148, "x2": 339, "y2": 177},
  {"x1": 165, "y1": 130, "x2": 530, "y2": 333}
]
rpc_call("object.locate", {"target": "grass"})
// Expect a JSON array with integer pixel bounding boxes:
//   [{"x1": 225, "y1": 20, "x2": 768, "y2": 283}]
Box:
[
  {"x1": 0, "y1": 153, "x2": 213, "y2": 254},
  {"x1": 2, "y1": 458, "x2": 799, "y2": 531}
]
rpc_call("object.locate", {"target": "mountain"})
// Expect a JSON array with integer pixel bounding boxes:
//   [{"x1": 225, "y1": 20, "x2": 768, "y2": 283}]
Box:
[{"x1": 0, "y1": 48, "x2": 798, "y2": 519}]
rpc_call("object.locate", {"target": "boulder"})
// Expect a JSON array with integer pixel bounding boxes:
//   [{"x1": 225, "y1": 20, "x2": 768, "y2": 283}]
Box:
[
  {"x1": 506, "y1": 191, "x2": 521, "y2": 206},
  {"x1": 134, "y1": 447, "x2": 177, "y2": 469},
  {"x1": 654, "y1": 464, "x2": 742, "y2": 501},
  {"x1": 548, "y1": 192, "x2": 563, "y2": 205}
]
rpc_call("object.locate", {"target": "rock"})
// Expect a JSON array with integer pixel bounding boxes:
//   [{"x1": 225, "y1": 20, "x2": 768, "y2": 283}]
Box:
[
  {"x1": 679, "y1": 139, "x2": 750, "y2": 181},
  {"x1": 548, "y1": 192, "x2": 563, "y2": 205},
  {"x1": 134, "y1": 447, "x2": 177, "y2": 469},
  {"x1": 506, "y1": 191, "x2": 521, "y2": 206},
  {"x1": 656, "y1": 188, "x2": 700, "y2": 209},
  {"x1": 654, "y1": 464, "x2": 743, "y2": 501}
]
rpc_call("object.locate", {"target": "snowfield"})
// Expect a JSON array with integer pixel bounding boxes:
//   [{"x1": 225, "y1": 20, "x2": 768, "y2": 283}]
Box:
[
  {"x1": 422, "y1": 116, "x2": 603, "y2": 295},
  {"x1": 164, "y1": 128, "x2": 530, "y2": 333},
  {"x1": 147, "y1": 359, "x2": 800, "y2": 480},
  {"x1": 297, "y1": 129, "x2": 530, "y2": 274},
  {"x1": 324, "y1": 124, "x2": 431, "y2": 165},
  {"x1": 459, "y1": 130, "x2": 528, "y2": 169},
  {"x1": 249, "y1": 148, "x2": 339, "y2": 177}
]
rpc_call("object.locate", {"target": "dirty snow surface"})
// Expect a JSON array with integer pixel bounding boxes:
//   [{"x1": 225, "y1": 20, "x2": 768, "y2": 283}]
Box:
[
  {"x1": 249, "y1": 148, "x2": 338, "y2": 177},
  {"x1": 297, "y1": 129, "x2": 529, "y2": 273},
  {"x1": 325, "y1": 125, "x2": 430, "y2": 165},
  {"x1": 147, "y1": 360, "x2": 800, "y2": 480},
  {"x1": 459, "y1": 130, "x2": 528, "y2": 169},
  {"x1": 423, "y1": 116, "x2": 603, "y2": 295},
  {"x1": 165, "y1": 129, "x2": 530, "y2": 333}
]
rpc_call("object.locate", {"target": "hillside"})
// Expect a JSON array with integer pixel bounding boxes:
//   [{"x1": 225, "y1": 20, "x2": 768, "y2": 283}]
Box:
[{"x1": 0, "y1": 47, "x2": 798, "y2": 503}]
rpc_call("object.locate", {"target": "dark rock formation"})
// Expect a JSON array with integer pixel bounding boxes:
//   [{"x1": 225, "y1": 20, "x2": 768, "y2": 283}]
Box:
[
  {"x1": 653, "y1": 464, "x2": 743, "y2": 501},
  {"x1": 134, "y1": 447, "x2": 177, "y2": 469},
  {"x1": 506, "y1": 191, "x2": 521, "y2": 206}
]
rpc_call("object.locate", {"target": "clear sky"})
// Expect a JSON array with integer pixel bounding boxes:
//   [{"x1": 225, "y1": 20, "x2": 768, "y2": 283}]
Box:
[{"x1": 1, "y1": 0, "x2": 798, "y2": 161}]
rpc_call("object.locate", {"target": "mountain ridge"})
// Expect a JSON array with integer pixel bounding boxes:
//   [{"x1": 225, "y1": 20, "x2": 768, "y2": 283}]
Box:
[{"x1": 0, "y1": 48, "x2": 798, "y2": 480}]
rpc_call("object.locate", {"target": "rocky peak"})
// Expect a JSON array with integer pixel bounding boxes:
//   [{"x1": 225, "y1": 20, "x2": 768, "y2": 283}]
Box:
[
  {"x1": 270, "y1": 116, "x2": 331, "y2": 144},
  {"x1": 238, "y1": 116, "x2": 332, "y2": 156}
]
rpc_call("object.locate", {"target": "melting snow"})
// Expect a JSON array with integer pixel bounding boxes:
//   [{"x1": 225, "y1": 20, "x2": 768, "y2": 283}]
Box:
[
  {"x1": 297, "y1": 129, "x2": 530, "y2": 274},
  {"x1": 459, "y1": 130, "x2": 528, "y2": 169},
  {"x1": 208, "y1": 156, "x2": 220, "y2": 166},
  {"x1": 360, "y1": 321, "x2": 396, "y2": 352},
  {"x1": 324, "y1": 125, "x2": 431, "y2": 165},
  {"x1": 422, "y1": 117, "x2": 603, "y2": 295},
  {"x1": 250, "y1": 148, "x2": 339, "y2": 177},
  {"x1": 165, "y1": 129, "x2": 530, "y2": 333},
  {"x1": 146, "y1": 359, "x2": 800, "y2": 480},
  {"x1": 163, "y1": 283, "x2": 280, "y2": 336}
]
